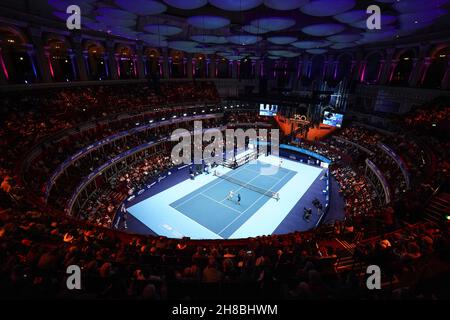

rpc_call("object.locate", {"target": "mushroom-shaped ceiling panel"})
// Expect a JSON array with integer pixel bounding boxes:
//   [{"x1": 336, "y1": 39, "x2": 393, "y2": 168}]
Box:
[
  {"x1": 227, "y1": 34, "x2": 263, "y2": 45},
  {"x1": 264, "y1": 0, "x2": 309, "y2": 10},
  {"x1": 268, "y1": 50, "x2": 300, "y2": 57},
  {"x1": 95, "y1": 16, "x2": 136, "y2": 28},
  {"x1": 302, "y1": 23, "x2": 346, "y2": 36},
  {"x1": 327, "y1": 33, "x2": 361, "y2": 43},
  {"x1": 267, "y1": 36, "x2": 298, "y2": 44},
  {"x1": 250, "y1": 17, "x2": 296, "y2": 31},
  {"x1": 143, "y1": 24, "x2": 183, "y2": 36},
  {"x1": 190, "y1": 35, "x2": 228, "y2": 44},
  {"x1": 292, "y1": 40, "x2": 330, "y2": 49},
  {"x1": 115, "y1": 0, "x2": 167, "y2": 15},
  {"x1": 333, "y1": 10, "x2": 367, "y2": 24},
  {"x1": 209, "y1": 0, "x2": 263, "y2": 11},
  {"x1": 97, "y1": 7, "x2": 137, "y2": 20},
  {"x1": 242, "y1": 25, "x2": 271, "y2": 34},
  {"x1": 300, "y1": 0, "x2": 356, "y2": 17},
  {"x1": 163, "y1": 0, "x2": 208, "y2": 10},
  {"x1": 393, "y1": 0, "x2": 449, "y2": 13},
  {"x1": 307, "y1": 48, "x2": 328, "y2": 54},
  {"x1": 187, "y1": 15, "x2": 230, "y2": 29}
]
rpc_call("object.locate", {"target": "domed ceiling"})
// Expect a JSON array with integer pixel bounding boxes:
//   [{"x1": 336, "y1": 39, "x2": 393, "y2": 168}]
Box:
[{"x1": 43, "y1": 0, "x2": 450, "y2": 60}]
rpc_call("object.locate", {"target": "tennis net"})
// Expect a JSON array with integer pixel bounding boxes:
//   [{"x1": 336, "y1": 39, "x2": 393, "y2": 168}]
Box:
[
  {"x1": 213, "y1": 171, "x2": 279, "y2": 200},
  {"x1": 223, "y1": 149, "x2": 258, "y2": 169}
]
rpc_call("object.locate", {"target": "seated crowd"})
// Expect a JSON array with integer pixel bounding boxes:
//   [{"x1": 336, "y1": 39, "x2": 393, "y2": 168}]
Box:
[{"x1": 0, "y1": 83, "x2": 448, "y2": 299}]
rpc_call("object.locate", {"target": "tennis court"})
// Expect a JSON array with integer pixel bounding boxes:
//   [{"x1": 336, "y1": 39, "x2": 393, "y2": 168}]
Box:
[
  {"x1": 127, "y1": 154, "x2": 324, "y2": 239},
  {"x1": 170, "y1": 160, "x2": 296, "y2": 238}
]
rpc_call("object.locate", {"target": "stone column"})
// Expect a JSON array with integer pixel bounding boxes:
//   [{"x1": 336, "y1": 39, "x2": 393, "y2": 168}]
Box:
[
  {"x1": 114, "y1": 53, "x2": 121, "y2": 79},
  {"x1": 27, "y1": 49, "x2": 39, "y2": 81},
  {"x1": 162, "y1": 47, "x2": 169, "y2": 79},
  {"x1": 82, "y1": 50, "x2": 90, "y2": 79},
  {"x1": 208, "y1": 57, "x2": 215, "y2": 78},
  {"x1": 417, "y1": 57, "x2": 432, "y2": 87},
  {"x1": 106, "y1": 41, "x2": 118, "y2": 80},
  {"x1": 408, "y1": 58, "x2": 421, "y2": 87},
  {"x1": 441, "y1": 60, "x2": 450, "y2": 90},
  {"x1": 388, "y1": 60, "x2": 399, "y2": 84},
  {"x1": 29, "y1": 27, "x2": 52, "y2": 82},
  {"x1": 0, "y1": 48, "x2": 8, "y2": 84},
  {"x1": 72, "y1": 36, "x2": 88, "y2": 81},
  {"x1": 376, "y1": 59, "x2": 385, "y2": 83},
  {"x1": 68, "y1": 49, "x2": 78, "y2": 80},
  {"x1": 359, "y1": 60, "x2": 367, "y2": 82},
  {"x1": 135, "y1": 43, "x2": 145, "y2": 79},
  {"x1": 379, "y1": 48, "x2": 395, "y2": 85},
  {"x1": 186, "y1": 55, "x2": 192, "y2": 79}
]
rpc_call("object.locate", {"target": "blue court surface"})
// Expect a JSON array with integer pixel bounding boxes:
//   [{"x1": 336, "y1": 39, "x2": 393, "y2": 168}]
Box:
[{"x1": 127, "y1": 155, "x2": 324, "y2": 239}]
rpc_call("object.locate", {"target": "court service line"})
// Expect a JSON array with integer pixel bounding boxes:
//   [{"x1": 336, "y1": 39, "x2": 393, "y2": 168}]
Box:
[
  {"x1": 239, "y1": 166, "x2": 284, "y2": 182},
  {"x1": 218, "y1": 170, "x2": 292, "y2": 236},
  {"x1": 199, "y1": 192, "x2": 242, "y2": 214}
]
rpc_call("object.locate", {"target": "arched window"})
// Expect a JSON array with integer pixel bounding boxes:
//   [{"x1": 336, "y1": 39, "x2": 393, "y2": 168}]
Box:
[
  {"x1": 310, "y1": 55, "x2": 324, "y2": 80},
  {"x1": 170, "y1": 50, "x2": 184, "y2": 78},
  {"x1": 46, "y1": 37, "x2": 75, "y2": 82},
  {"x1": 391, "y1": 49, "x2": 415, "y2": 86},
  {"x1": 364, "y1": 52, "x2": 382, "y2": 84},
  {"x1": 423, "y1": 47, "x2": 449, "y2": 89},
  {"x1": 0, "y1": 26, "x2": 35, "y2": 83},
  {"x1": 115, "y1": 45, "x2": 136, "y2": 79},
  {"x1": 85, "y1": 42, "x2": 107, "y2": 80},
  {"x1": 336, "y1": 54, "x2": 352, "y2": 82}
]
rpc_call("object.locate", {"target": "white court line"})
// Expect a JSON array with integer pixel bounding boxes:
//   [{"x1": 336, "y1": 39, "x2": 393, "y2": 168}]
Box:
[
  {"x1": 218, "y1": 169, "x2": 292, "y2": 236},
  {"x1": 199, "y1": 192, "x2": 242, "y2": 214},
  {"x1": 218, "y1": 169, "x2": 265, "y2": 202},
  {"x1": 172, "y1": 167, "x2": 243, "y2": 209},
  {"x1": 239, "y1": 166, "x2": 282, "y2": 181}
]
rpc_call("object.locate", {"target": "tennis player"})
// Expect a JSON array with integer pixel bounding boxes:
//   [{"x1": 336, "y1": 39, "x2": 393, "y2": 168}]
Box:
[
  {"x1": 227, "y1": 190, "x2": 234, "y2": 201},
  {"x1": 236, "y1": 193, "x2": 241, "y2": 205}
]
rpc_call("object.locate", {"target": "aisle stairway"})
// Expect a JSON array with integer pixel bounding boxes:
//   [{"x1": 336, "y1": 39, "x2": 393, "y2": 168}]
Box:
[{"x1": 424, "y1": 192, "x2": 450, "y2": 225}]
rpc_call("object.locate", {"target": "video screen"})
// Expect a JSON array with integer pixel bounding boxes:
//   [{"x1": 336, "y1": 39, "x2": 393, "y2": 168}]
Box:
[
  {"x1": 322, "y1": 111, "x2": 344, "y2": 128},
  {"x1": 259, "y1": 103, "x2": 278, "y2": 116}
]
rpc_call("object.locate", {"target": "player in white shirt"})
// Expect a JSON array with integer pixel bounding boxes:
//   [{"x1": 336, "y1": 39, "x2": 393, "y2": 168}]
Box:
[{"x1": 226, "y1": 190, "x2": 234, "y2": 201}]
